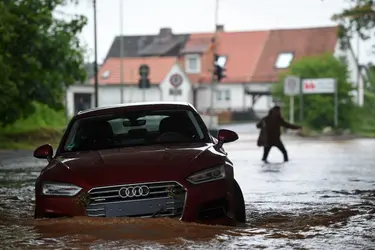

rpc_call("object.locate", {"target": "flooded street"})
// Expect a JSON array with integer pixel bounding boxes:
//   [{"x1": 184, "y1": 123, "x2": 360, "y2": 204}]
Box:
[{"x1": 0, "y1": 124, "x2": 374, "y2": 249}]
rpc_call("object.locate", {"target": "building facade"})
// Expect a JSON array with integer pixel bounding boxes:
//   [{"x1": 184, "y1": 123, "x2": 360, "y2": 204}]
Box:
[{"x1": 66, "y1": 25, "x2": 363, "y2": 118}]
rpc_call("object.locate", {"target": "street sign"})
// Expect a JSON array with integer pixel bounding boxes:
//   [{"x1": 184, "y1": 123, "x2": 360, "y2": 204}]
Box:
[
  {"x1": 302, "y1": 78, "x2": 336, "y2": 94},
  {"x1": 284, "y1": 76, "x2": 300, "y2": 96},
  {"x1": 139, "y1": 64, "x2": 149, "y2": 77},
  {"x1": 169, "y1": 74, "x2": 183, "y2": 88},
  {"x1": 297, "y1": 77, "x2": 338, "y2": 128}
]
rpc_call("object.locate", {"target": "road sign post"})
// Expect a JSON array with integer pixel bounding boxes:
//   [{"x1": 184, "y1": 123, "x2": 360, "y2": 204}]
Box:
[
  {"x1": 334, "y1": 79, "x2": 338, "y2": 127},
  {"x1": 289, "y1": 96, "x2": 294, "y2": 123},
  {"x1": 284, "y1": 76, "x2": 300, "y2": 123}
]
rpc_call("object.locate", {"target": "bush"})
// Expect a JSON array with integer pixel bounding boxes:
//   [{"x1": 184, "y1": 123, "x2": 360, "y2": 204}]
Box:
[
  {"x1": 1, "y1": 102, "x2": 68, "y2": 134},
  {"x1": 0, "y1": 102, "x2": 68, "y2": 149}
]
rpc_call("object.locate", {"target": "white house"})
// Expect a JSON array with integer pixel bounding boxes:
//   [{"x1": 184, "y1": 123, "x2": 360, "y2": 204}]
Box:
[{"x1": 66, "y1": 26, "x2": 364, "y2": 120}]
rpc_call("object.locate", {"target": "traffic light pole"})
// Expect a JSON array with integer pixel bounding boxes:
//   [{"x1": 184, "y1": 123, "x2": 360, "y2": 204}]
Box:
[
  {"x1": 208, "y1": 0, "x2": 219, "y2": 130},
  {"x1": 93, "y1": 0, "x2": 99, "y2": 107}
]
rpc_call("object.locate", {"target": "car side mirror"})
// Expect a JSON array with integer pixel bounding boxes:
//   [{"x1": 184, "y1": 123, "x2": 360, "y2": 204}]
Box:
[
  {"x1": 216, "y1": 129, "x2": 239, "y2": 148},
  {"x1": 33, "y1": 144, "x2": 53, "y2": 162}
]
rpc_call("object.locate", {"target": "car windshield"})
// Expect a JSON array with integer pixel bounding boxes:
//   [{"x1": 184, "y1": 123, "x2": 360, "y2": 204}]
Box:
[{"x1": 62, "y1": 109, "x2": 207, "y2": 152}]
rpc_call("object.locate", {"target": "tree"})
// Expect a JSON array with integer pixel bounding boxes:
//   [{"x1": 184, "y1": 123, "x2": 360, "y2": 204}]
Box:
[
  {"x1": 272, "y1": 53, "x2": 356, "y2": 130},
  {"x1": 350, "y1": 63, "x2": 375, "y2": 136},
  {"x1": 332, "y1": 0, "x2": 375, "y2": 49},
  {"x1": 331, "y1": 1, "x2": 375, "y2": 136},
  {"x1": 0, "y1": 0, "x2": 87, "y2": 126}
]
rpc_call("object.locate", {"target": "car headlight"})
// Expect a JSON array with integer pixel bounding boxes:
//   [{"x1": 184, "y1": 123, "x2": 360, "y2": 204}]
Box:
[
  {"x1": 42, "y1": 182, "x2": 82, "y2": 196},
  {"x1": 186, "y1": 165, "x2": 226, "y2": 184}
]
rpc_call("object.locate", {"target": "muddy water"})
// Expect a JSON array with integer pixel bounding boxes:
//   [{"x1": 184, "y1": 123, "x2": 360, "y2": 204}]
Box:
[{"x1": 0, "y1": 133, "x2": 374, "y2": 249}]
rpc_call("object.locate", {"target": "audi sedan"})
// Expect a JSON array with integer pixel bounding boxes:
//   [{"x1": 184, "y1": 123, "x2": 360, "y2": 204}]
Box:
[{"x1": 33, "y1": 102, "x2": 246, "y2": 226}]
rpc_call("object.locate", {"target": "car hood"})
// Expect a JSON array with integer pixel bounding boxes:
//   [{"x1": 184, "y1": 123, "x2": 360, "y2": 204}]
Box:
[{"x1": 42, "y1": 143, "x2": 224, "y2": 187}]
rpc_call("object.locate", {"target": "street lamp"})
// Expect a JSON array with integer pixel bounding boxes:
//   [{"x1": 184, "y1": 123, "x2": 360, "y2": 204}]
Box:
[
  {"x1": 93, "y1": 0, "x2": 99, "y2": 107},
  {"x1": 119, "y1": 0, "x2": 124, "y2": 103},
  {"x1": 208, "y1": 0, "x2": 219, "y2": 130}
]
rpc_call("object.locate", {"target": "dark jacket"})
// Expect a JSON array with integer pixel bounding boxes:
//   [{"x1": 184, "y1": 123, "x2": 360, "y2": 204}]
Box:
[{"x1": 256, "y1": 108, "x2": 301, "y2": 147}]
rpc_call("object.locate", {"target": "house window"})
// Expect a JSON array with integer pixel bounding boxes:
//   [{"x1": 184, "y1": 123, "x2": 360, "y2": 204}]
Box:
[
  {"x1": 224, "y1": 89, "x2": 230, "y2": 101},
  {"x1": 275, "y1": 53, "x2": 294, "y2": 69},
  {"x1": 216, "y1": 90, "x2": 222, "y2": 100},
  {"x1": 185, "y1": 54, "x2": 201, "y2": 73}
]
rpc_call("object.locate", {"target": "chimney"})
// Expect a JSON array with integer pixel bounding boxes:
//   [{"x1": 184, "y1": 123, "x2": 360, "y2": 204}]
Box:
[
  {"x1": 159, "y1": 27, "x2": 173, "y2": 38},
  {"x1": 216, "y1": 25, "x2": 224, "y2": 32}
]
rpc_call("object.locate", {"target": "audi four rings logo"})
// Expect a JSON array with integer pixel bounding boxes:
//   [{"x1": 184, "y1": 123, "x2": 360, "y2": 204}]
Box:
[{"x1": 118, "y1": 185, "x2": 150, "y2": 198}]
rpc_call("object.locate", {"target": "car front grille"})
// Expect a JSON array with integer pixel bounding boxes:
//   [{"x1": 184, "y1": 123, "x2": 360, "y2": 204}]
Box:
[{"x1": 85, "y1": 181, "x2": 187, "y2": 218}]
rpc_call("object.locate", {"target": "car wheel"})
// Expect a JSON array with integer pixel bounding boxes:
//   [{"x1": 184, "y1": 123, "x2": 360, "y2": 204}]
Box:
[{"x1": 233, "y1": 179, "x2": 246, "y2": 223}]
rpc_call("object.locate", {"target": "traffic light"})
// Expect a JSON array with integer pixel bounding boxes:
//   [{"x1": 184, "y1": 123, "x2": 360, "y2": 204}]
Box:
[
  {"x1": 138, "y1": 64, "x2": 151, "y2": 89},
  {"x1": 214, "y1": 65, "x2": 226, "y2": 82},
  {"x1": 138, "y1": 77, "x2": 150, "y2": 89},
  {"x1": 214, "y1": 54, "x2": 226, "y2": 82}
]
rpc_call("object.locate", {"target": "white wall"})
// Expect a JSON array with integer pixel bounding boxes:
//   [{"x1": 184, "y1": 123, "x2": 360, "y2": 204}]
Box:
[
  {"x1": 195, "y1": 83, "x2": 273, "y2": 113},
  {"x1": 66, "y1": 85, "x2": 161, "y2": 117},
  {"x1": 333, "y1": 40, "x2": 364, "y2": 106},
  {"x1": 98, "y1": 86, "x2": 161, "y2": 106}
]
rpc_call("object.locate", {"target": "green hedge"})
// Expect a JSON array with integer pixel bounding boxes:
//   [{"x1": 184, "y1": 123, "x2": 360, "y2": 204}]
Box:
[
  {"x1": 1, "y1": 102, "x2": 68, "y2": 134},
  {"x1": 0, "y1": 102, "x2": 68, "y2": 149}
]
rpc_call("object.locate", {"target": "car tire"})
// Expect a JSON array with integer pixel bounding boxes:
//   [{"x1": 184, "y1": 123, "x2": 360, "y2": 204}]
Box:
[{"x1": 233, "y1": 179, "x2": 246, "y2": 224}]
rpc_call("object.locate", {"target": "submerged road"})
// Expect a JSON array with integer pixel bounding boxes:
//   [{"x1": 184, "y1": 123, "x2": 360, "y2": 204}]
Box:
[{"x1": 0, "y1": 123, "x2": 374, "y2": 249}]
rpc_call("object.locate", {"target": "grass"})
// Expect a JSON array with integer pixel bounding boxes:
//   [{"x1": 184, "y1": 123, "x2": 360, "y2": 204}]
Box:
[{"x1": 0, "y1": 102, "x2": 68, "y2": 150}]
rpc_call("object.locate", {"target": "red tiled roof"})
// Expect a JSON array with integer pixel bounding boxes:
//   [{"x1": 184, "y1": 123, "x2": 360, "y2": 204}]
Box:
[
  {"x1": 181, "y1": 34, "x2": 213, "y2": 54},
  {"x1": 186, "y1": 31, "x2": 270, "y2": 83},
  {"x1": 90, "y1": 57, "x2": 177, "y2": 85},
  {"x1": 251, "y1": 26, "x2": 338, "y2": 83},
  {"x1": 216, "y1": 31, "x2": 270, "y2": 83}
]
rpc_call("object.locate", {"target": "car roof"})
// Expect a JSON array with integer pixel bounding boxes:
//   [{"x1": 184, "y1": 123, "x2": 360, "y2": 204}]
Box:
[{"x1": 76, "y1": 101, "x2": 195, "y2": 118}]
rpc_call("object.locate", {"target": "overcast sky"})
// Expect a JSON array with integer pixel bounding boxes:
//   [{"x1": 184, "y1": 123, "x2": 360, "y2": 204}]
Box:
[{"x1": 57, "y1": 0, "x2": 373, "y2": 64}]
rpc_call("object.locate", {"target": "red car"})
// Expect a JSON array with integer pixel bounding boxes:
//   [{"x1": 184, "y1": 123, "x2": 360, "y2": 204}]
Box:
[{"x1": 33, "y1": 102, "x2": 246, "y2": 226}]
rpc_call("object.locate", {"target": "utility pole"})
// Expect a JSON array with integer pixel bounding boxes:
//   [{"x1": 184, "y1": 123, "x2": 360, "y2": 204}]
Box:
[
  {"x1": 119, "y1": 0, "x2": 125, "y2": 103},
  {"x1": 208, "y1": 0, "x2": 219, "y2": 130},
  {"x1": 93, "y1": 0, "x2": 99, "y2": 107}
]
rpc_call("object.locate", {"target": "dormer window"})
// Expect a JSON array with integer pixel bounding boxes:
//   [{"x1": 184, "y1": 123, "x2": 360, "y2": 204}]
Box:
[
  {"x1": 275, "y1": 52, "x2": 294, "y2": 69},
  {"x1": 185, "y1": 54, "x2": 201, "y2": 74},
  {"x1": 101, "y1": 70, "x2": 110, "y2": 79}
]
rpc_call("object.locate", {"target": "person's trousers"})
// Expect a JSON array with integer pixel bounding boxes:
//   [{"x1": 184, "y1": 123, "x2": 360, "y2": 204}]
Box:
[{"x1": 262, "y1": 140, "x2": 288, "y2": 161}]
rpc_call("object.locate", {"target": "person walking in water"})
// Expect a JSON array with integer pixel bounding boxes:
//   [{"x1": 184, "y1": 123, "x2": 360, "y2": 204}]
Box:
[{"x1": 256, "y1": 105, "x2": 302, "y2": 163}]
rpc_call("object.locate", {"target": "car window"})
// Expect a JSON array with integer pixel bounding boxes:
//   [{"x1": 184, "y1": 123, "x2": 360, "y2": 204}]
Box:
[
  {"x1": 62, "y1": 109, "x2": 206, "y2": 152},
  {"x1": 108, "y1": 115, "x2": 167, "y2": 134}
]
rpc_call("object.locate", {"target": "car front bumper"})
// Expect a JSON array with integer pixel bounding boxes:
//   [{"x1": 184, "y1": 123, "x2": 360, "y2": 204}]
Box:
[{"x1": 35, "y1": 179, "x2": 236, "y2": 225}]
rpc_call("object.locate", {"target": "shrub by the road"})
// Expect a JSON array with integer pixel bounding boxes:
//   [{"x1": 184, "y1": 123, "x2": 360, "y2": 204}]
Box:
[{"x1": 0, "y1": 102, "x2": 67, "y2": 149}]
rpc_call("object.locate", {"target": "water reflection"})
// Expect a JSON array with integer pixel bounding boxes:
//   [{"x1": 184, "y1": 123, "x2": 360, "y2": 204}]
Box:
[{"x1": 0, "y1": 138, "x2": 374, "y2": 249}]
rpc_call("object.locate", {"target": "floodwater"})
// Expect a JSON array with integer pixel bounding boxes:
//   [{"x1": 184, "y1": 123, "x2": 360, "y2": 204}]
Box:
[{"x1": 0, "y1": 125, "x2": 374, "y2": 249}]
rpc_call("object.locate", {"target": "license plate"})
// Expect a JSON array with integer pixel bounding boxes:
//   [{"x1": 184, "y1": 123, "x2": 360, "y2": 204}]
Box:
[{"x1": 105, "y1": 197, "x2": 169, "y2": 217}]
